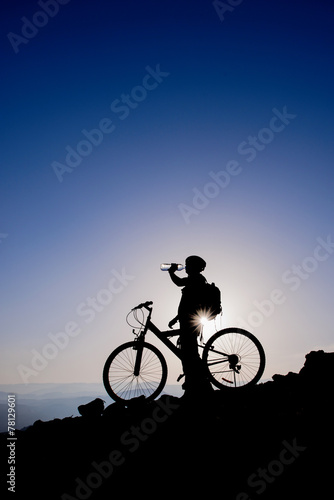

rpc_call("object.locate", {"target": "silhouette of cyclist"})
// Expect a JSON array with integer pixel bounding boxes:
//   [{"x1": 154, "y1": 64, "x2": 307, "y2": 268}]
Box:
[{"x1": 167, "y1": 255, "x2": 213, "y2": 396}]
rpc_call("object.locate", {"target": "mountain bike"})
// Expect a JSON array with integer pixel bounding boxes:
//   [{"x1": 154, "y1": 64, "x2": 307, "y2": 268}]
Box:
[{"x1": 103, "y1": 301, "x2": 266, "y2": 402}]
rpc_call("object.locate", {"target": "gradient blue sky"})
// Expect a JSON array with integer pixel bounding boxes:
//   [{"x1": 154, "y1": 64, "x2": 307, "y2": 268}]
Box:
[{"x1": 1, "y1": 0, "x2": 334, "y2": 387}]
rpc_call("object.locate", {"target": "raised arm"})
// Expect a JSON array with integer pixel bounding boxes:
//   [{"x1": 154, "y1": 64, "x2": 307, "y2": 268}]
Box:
[{"x1": 168, "y1": 264, "x2": 187, "y2": 287}]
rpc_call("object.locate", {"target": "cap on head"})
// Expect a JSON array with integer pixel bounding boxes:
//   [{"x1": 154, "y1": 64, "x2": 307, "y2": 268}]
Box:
[{"x1": 185, "y1": 255, "x2": 206, "y2": 272}]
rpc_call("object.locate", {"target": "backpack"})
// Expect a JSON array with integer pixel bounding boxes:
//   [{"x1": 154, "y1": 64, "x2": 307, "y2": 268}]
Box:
[{"x1": 199, "y1": 282, "x2": 222, "y2": 320}]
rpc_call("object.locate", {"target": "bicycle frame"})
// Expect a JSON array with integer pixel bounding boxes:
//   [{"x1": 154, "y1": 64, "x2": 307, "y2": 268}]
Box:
[
  {"x1": 135, "y1": 303, "x2": 229, "y2": 365},
  {"x1": 135, "y1": 303, "x2": 182, "y2": 361},
  {"x1": 133, "y1": 304, "x2": 242, "y2": 389}
]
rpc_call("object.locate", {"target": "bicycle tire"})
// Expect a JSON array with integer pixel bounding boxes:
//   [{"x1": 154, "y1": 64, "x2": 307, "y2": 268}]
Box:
[
  {"x1": 103, "y1": 341, "x2": 168, "y2": 403},
  {"x1": 202, "y1": 328, "x2": 265, "y2": 389}
]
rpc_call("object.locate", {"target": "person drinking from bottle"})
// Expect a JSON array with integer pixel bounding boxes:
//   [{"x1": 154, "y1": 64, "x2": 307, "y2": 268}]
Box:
[{"x1": 166, "y1": 255, "x2": 213, "y2": 397}]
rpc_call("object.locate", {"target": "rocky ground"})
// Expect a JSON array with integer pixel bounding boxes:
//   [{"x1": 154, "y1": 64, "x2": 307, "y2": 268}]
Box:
[{"x1": 1, "y1": 350, "x2": 333, "y2": 500}]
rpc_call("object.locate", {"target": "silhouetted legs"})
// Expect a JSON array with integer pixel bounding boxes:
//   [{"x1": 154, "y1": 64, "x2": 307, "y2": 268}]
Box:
[{"x1": 179, "y1": 322, "x2": 212, "y2": 397}]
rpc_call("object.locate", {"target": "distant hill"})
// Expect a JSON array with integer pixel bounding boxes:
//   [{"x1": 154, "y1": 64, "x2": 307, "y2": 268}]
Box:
[
  {"x1": 0, "y1": 351, "x2": 333, "y2": 499},
  {"x1": 0, "y1": 383, "x2": 106, "y2": 432},
  {"x1": 0, "y1": 382, "x2": 184, "y2": 432}
]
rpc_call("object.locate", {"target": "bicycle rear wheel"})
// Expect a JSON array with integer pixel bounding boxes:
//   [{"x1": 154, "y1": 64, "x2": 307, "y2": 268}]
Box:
[
  {"x1": 202, "y1": 328, "x2": 265, "y2": 389},
  {"x1": 103, "y1": 341, "x2": 168, "y2": 403}
]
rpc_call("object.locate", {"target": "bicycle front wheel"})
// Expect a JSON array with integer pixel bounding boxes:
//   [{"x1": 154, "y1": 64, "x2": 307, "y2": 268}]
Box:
[
  {"x1": 202, "y1": 328, "x2": 265, "y2": 389},
  {"x1": 103, "y1": 341, "x2": 168, "y2": 403}
]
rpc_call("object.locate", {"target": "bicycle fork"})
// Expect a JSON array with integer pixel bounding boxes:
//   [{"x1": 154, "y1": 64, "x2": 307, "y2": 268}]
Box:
[
  {"x1": 133, "y1": 306, "x2": 153, "y2": 377},
  {"x1": 133, "y1": 338, "x2": 144, "y2": 377}
]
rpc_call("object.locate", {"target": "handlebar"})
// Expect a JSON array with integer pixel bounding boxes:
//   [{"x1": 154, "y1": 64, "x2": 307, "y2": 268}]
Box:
[{"x1": 131, "y1": 301, "x2": 153, "y2": 311}]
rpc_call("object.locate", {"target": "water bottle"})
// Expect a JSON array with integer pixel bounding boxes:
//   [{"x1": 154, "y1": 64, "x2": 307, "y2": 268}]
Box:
[{"x1": 160, "y1": 263, "x2": 185, "y2": 271}]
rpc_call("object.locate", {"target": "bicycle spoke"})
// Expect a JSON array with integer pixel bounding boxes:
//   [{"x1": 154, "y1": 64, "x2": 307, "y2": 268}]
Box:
[
  {"x1": 204, "y1": 330, "x2": 265, "y2": 389},
  {"x1": 103, "y1": 342, "x2": 167, "y2": 402},
  {"x1": 207, "y1": 359, "x2": 229, "y2": 367}
]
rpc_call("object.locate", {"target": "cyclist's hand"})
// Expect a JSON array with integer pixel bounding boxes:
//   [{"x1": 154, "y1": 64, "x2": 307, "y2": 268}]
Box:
[
  {"x1": 169, "y1": 263, "x2": 178, "y2": 273},
  {"x1": 168, "y1": 318, "x2": 178, "y2": 329}
]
